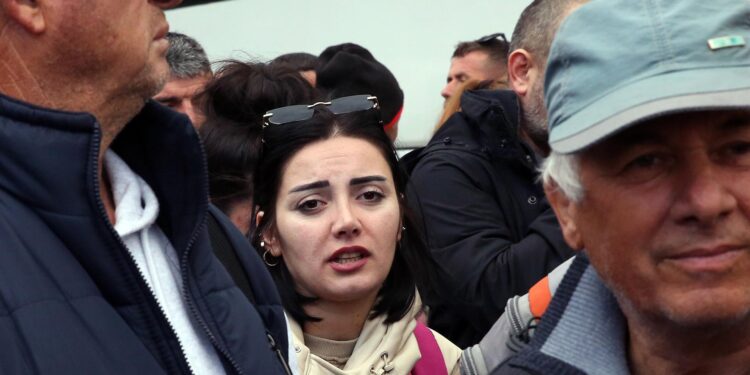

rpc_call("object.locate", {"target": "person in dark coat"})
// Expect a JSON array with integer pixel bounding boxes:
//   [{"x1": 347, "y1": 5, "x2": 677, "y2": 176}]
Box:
[
  {"x1": 403, "y1": 0, "x2": 586, "y2": 348},
  {"x1": 0, "y1": 1, "x2": 291, "y2": 373}
]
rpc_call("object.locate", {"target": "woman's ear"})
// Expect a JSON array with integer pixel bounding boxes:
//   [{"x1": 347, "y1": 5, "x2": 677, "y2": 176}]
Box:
[{"x1": 256, "y1": 211, "x2": 282, "y2": 256}]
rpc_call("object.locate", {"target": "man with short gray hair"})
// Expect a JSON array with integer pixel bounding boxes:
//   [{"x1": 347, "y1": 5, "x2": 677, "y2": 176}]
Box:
[
  {"x1": 494, "y1": 0, "x2": 750, "y2": 373},
  {"x1": 154, "y1": 31, "x2": 212, "y2": 127}
]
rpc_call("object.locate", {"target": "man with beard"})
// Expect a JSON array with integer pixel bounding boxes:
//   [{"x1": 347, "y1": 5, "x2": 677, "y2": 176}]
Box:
[
  {"x1": 0, "y1": 0, "x2": 291, "y2": 373},
  {"x1": 405, "y1": 0, "x2": 586, "y2": 348}
]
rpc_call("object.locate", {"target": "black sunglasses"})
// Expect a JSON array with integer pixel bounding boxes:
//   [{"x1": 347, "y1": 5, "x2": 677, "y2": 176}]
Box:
[
  {"x1": 476, "y1": 32, "x2": 507, "y2": 44},
  {"x1": 262, "y1": 95, "x2": 380, "y2": 128}
]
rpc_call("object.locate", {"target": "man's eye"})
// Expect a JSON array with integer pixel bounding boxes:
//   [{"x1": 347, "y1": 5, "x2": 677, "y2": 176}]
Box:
[
  {"x1": 157, "y1": 100, "x2": 177, "y2": 108},
  {"x1": 619, "y1": 152, "x2": 670, "y2": 183},
  {"x1": 628, "y1": 154, "x2": 662, "y2": 169},
  {"x1": 718, "y1": 141, "x2": 750, "y2": 166}
]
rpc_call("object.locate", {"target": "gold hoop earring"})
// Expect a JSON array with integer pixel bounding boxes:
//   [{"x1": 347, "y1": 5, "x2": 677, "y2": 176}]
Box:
[{"x1": 262, "y1": 249, "x2": 279, "y2": 267}]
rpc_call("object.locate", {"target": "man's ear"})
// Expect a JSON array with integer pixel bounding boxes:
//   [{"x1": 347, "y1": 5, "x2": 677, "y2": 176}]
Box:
[
  {"x1": 1, "y1": 0, "x2": 45, "y2": 34},
  {"x1": 255, "y1": 211, "x2": 282, "y2": 257},
  {"x1": 545, "y1": 181, "x2": 584, "y2": 250},
  {"x1": 508, "y1": 49, "x2": 536, "y2": 99}
]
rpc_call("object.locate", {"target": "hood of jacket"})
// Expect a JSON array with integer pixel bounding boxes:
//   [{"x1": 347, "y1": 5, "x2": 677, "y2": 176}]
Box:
[{"x1": 402, "y1": 89, "x2": 531, "y2": 176}]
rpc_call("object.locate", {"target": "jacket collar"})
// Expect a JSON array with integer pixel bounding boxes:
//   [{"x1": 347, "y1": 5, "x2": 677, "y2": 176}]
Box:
[
  {"x1": 0, "y1": 92, "x2": 208, "y2": 299},
  {"x1": 510, "y1": 254, "x2": 630, "y2": 374},
  {"x1": 289, "y1": 295, "x2": 424, "y2": 374},
  {"x1": 426, "y1": 89, "x2": 532, "y2": 161}
]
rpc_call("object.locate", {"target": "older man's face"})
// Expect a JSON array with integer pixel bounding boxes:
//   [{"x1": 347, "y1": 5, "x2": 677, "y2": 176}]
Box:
[
  {"x1": 46, "y1": 0, "x2": 181, "y2": 100},
  {"x1": 566, "y1": 110, "x2": 750, "y2": 328}
]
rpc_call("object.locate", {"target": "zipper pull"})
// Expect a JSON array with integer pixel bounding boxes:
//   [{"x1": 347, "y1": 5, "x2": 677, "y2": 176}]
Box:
[{"x1": 267, "y1": 332, "x2": 294, "y2": 375}]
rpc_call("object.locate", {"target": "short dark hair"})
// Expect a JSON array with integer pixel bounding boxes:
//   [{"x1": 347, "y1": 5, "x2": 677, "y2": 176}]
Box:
[
  {"x1": 198, "y1": 61, "x2": 319, "y2": 214},
  {"x1": 509, "y1": 0, "x2": 588, "y2": 68},
  {"x1": 452, "y1": 37, "x2": 509, "y2": 67},
  {"x1": 252, "y1": 108, "x2": 437, "y2": 324},
  {"x1": 270, "y1": 52, "x2": 318, "y2": 72},
  {"x1": 166, "y1": 32, "x2": 212, "y2": 78}
]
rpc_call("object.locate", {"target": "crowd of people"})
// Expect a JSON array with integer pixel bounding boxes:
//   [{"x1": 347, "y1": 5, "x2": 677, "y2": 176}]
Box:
[{"x1": 0, "y1": 0, "x2": 748, "y2": 374}]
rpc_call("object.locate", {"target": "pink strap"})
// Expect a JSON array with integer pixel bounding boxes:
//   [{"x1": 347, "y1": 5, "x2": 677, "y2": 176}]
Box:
[{"x1": 411, "y1": 322, "x2": 448, "y2": 375}]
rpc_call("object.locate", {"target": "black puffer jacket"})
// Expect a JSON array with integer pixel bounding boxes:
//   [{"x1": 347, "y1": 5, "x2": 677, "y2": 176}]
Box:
[
  {"x1": 404, "y1": 89, "x2": 574, "y2": 348},
  {"x1": 0, "y1": 93, "x2": 289, "y2": 374}
]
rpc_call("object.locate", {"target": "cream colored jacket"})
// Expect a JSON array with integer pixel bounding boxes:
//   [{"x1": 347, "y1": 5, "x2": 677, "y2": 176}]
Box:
[{"x1": 289, "y1": 296, "x2": 461, "y2": 375}]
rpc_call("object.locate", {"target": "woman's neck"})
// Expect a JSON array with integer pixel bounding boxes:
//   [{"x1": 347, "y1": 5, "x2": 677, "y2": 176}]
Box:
[{"x1": 302, "y1": 292, "x2": 378, "y2": 341}]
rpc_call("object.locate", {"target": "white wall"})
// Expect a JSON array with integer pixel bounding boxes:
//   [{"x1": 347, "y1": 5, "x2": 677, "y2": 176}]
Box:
[{"x1": 166, "y1": 0, "x2": 530, "y2": 148}]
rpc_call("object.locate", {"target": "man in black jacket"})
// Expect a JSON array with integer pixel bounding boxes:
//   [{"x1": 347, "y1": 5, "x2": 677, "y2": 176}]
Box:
[
  {"x1": 0, "y1": 0, "x2": 290, "y2": 373},
  {"x1": 405, "y1": 0, "x2": 586, "y2": 348}
]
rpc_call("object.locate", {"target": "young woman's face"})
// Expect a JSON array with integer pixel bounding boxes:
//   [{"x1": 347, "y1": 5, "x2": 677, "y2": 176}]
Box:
[{"x1": 265, "y1": 136, "x2": 401, "y2": 306}]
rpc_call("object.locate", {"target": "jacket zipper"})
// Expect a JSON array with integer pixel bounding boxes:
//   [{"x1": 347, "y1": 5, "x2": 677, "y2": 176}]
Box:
[
  {"x1": 179, "y1": 130, "x2": 294, "y2": 375},
  {"x1": 91, "y1": 131, "x2": 195, "y2": 375},
  {"x1": 507, "y1": 296, "x2": 524, "y2": 336},
  {"x1": 179, "y1": 215, "x2": 245, "y2": 375},
  {"x1": 267, "y1": 332, "x2": 293, "y2": 375}
]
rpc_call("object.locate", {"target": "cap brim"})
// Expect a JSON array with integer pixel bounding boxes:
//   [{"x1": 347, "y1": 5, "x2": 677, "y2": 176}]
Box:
[{"x1": 549, "y1": 66, "x2": 750, "y2": 153}]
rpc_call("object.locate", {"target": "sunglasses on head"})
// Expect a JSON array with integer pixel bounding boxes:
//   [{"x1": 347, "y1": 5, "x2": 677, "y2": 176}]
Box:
[
  {"x1": 476, "y1": 32, "x2": 507, "y2": 44},
  {"x1": 262, "y1": 95, "x2": 381, "y2": 128}
]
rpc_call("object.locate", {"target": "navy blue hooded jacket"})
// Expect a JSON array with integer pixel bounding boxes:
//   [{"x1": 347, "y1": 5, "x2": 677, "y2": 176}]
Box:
[{"x1": 0, "y1": 93, "x2": 288, "y2": 374}]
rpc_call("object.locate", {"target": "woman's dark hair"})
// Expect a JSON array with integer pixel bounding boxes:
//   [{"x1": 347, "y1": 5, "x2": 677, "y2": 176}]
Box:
[
  {"x1": 252, "y1": 107, "x2": 437, "y2": 324},
  {"x1": 199, "y1": 60, "x2": 320, "y2": 215},
  {"x1": 269, "y1": 52, "x2": 319, "y2": 72}
]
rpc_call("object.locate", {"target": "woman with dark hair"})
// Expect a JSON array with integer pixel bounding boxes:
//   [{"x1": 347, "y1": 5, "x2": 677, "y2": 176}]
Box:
[
  {"x1": 199, "y1": 61, "x2": 320, "y2": 235},
  {"x1": 252, "y1": 96, "x2": 461, "y2": 374}
]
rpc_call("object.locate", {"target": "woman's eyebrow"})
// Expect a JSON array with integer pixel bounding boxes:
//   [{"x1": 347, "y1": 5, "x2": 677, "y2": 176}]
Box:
[
  {"x1": 289, "y1": 180, "x2": 329, "y2": 193},
  {"x1": 350, "y1": 175, "x2": 387, "y2": 186}
]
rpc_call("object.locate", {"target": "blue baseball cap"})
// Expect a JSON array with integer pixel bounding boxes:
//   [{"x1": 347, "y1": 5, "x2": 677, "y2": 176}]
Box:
[{"x1": 545, "y1": 0, "x2": 750, "y2": 154}]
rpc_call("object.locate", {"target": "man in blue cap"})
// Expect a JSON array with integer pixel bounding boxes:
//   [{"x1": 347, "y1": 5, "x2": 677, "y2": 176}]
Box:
[{"x1": 494, "y1": 0, "x2": 750, "y2": 373}]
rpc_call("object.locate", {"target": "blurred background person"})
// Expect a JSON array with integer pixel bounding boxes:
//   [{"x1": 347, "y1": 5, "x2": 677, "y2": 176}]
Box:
[
  {"x1": 316, "y1": 43, "x2": 404, "y2": 142},
  {"x1": 154, "y1": 32, "x2": 212, "y2": 127},
  {"x1": 199, "y1": 61, "x2": 320, "y2": 235},
  {"x1": 253, "y1": 97, "x2": 461, "y2": 374},
  {"x1": 440, "y1": 33, "x2": 510, "y2": 103},
  {"x1": 271, "y1": 52, "x2": 319, "y2": 86}
]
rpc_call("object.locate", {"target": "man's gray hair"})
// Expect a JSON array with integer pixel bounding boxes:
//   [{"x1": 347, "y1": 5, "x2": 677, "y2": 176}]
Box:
[
  {"x1": 542, "y1": 151, "x2": 584, "y2": 202},
  {"x1": 166, "y1": 32, "x2": 211, "y2": 79}
]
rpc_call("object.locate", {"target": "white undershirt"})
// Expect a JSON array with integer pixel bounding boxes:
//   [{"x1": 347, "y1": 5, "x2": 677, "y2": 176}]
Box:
[{"x1": 105, "y1": 150, "x2": 224, "y2": 375}]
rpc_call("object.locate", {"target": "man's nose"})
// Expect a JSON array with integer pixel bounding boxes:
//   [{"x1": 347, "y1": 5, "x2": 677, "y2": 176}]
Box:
[
  {"x1": 151, "y1": 0, "x2": 183, "y2": 10},
  {"x1": 441, "y1": 82, "x2": 453, "y2": 100},
  {"x1": 672, "y1": 161, "x2": 737, "y2": 228}
]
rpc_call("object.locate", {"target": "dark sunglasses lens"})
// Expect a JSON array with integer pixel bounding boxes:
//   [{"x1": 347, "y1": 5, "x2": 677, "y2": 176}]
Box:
[
  {"x1": 477, "y1": 32, "x2": 506, "y2": 44},
  {"x1": 328, "y1": 95, "x2": 374, "y2": 115},
  {"x1": 267, "y1": 104, "x2": 314, "y2": 125}
]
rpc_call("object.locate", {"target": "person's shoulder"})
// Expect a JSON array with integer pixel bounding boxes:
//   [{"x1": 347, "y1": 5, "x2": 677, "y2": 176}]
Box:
[{"x1": 430, "y1": 328, "x2": 462, "y2": 373}]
